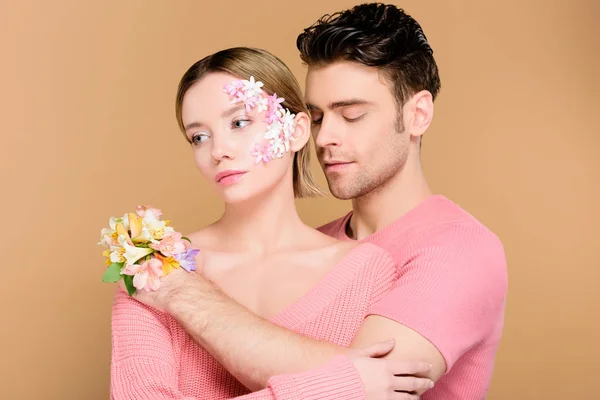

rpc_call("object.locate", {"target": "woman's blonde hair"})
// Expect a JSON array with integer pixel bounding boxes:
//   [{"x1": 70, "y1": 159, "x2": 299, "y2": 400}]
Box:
[{"x1": 175, "y1": 47, "x2": 323, "y2": 198}]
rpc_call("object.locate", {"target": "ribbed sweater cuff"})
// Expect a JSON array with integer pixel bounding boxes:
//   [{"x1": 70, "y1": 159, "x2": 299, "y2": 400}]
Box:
[{"x1": 267, "y1": 355, "x2": 365, "y2": 400}]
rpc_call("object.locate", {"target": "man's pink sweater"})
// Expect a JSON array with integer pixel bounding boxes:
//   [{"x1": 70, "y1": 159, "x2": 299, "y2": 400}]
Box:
[
  {"x1": 318, "y1": 195, "x2": 508, "y2": 399},
  {"x1": 110, "y1": 243, "x2": 397, "y2": 399}
]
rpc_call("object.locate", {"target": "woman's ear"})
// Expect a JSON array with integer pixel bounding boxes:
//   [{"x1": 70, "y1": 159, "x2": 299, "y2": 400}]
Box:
[{"x1": 289, "y1": 111, "x2": 311, "y2": 152}]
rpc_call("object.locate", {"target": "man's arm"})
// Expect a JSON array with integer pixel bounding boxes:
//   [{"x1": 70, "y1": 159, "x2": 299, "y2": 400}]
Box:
[
  {"x1": 165, "y1": 275, "x2": 345, "y2": 391},
  {"x1": 113, "y1": 287, "x2": 372, "y2": 400},
  {"x1": 138, "y1": 249, "x2": 440, "y2": 392},
  {"x1": 136, "y1": 223, "x2": 505, "y2": 393},
  {"x1": 164, "y1": 278, "x2": 437, "y2": 398},
  {"x1": 350, "y1": 316, "x2": 446, "y2": 380}
]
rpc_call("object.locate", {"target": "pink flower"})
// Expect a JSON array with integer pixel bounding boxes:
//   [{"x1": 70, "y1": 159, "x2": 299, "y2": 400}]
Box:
[
  {"x1": 256, "y1": 97, "x2": 269, "y2": 113},
  {"x1": 224, "y1": 80, "x2": 243, "y2": 97},
  {"x1": 135, "y1": 205, "x2": 162, "y2": 219},
  {"x1": 123, "y1": 258, "x2": 164, "y2": 292},
  {"x1": 250, "y1": 143, "x2": 272, "y2": 164},
  {"x1": 239, "y1": 92, "x2": 258, "y2": 112},
  {"x1": 268, "y1": 93, "x2": 285, "y2": 107},
  {"x1": 264, "y1": 109, "x2": 281, "y2": 126},
  {"x1": 150, "y1": 231, "x2": 186, "y2": 257}
]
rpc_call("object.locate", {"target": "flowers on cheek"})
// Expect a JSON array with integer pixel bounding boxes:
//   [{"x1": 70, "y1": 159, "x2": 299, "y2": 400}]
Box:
[
  {"x1": 270, "y1": 137, "x2": 287, "y2": 158},
  {"x1": 251, "y1": 143, "x2": 273, "y2": 165},
  {"x1": 242, "y1": 76, "x2": 264, "y2": 97},
  {"x1": 280, "y1": 109, "x2": 296, "y2": 141},
  {"x1": 224, "y1": 76, "x2": 264, "y2": 112},
  {"x1": 98, "y1": 207, "x2": 200, "y2": 295},
  {"x1": 256, "y1": 97, "x2": 269, "y2": 113},
  {"x1": 223, "y1": 76, "x2": 297, "y2": 165}
]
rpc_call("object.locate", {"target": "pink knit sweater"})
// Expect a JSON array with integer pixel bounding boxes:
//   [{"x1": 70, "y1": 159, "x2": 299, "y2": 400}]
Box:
[
  {"x1": 318, "y1": 195, "x2": 508, "y2": 399},
  {"x1": 110, "y1": 243, "x2": 397, "y2": 399}
]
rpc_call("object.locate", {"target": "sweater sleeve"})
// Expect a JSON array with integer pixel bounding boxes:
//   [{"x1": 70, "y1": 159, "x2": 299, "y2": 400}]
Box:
[
  {"x1": 364, "y1": 245, "x2": 399, "y2": 307},
  {"x1": 367, "y1": 222, "x2": 508, "y2": 370},
  {"x1": 232, "y1": 355, "x2": 365, "y2": 400},
  {"x1": 110, "y1": 289, "x2": 196, "y2": 400},
  {"x1": 111, "y1": 289, "x2": 366, "y2": 400}
]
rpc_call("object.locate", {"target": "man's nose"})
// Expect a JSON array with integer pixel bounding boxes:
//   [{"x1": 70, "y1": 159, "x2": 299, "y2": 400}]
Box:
[{"x1": 314, "y1": 116, "x2": 342, "y2": 148}]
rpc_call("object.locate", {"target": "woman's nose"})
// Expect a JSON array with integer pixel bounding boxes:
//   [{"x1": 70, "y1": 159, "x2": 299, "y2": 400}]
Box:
[{"x1": 210, "y1": 134, "x2": 236, "y2": 164}]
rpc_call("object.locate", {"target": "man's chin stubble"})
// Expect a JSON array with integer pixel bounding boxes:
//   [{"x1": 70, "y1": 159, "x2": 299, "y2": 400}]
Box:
[{"x1": 327, "y1": 178, "x2": 362, "y2": 200}]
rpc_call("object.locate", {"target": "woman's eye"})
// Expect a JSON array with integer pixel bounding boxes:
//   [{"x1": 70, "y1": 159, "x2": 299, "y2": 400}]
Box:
[
  {"x1": 191, "y1": 134, "x2": 208, "y2": 146},
  {"x1": 232, "y1": 119, "x2": 251, "y2": 129}
]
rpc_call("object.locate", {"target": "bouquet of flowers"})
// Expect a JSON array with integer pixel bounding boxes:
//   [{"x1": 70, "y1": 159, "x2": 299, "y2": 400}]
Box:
[{"x1": 98, "y1": 205, "x2": 199, "y2": 296}]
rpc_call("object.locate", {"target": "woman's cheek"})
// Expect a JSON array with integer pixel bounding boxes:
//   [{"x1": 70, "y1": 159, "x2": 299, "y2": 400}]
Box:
[
  {"x1": 194, "y1": 153, "x2": 213, "y2": 179},
  {"x1": 249, "y1": 128, "x2": 269, "y2": 147}
]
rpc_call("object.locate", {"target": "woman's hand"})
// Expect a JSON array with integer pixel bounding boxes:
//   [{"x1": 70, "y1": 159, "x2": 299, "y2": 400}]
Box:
[{"x1": 348, "y1": 340, "x2": 434, "y2": 400}]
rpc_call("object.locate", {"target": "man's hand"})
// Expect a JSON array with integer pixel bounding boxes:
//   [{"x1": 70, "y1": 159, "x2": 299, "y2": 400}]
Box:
[
  {"x1": 348, "y1": 340, "x2": 434, "y2": 400},
  {"x1": 119, "y1": 267, "x2": 203, "y2": 313}
]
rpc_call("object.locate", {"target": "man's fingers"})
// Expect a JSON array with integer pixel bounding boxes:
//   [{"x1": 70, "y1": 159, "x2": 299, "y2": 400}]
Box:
[
  {"x1": 390, "y1": 392, "x2": 419, "y2": 400},
  {"x1": 392, "y1": 375, "x2": 434, "y2": 394},
  {"x1": 388, "y1": 360, "x2": 433, "y2": 376},
  {"x1": 359, "y1": 339, "x2": 395, "y2": 357}
]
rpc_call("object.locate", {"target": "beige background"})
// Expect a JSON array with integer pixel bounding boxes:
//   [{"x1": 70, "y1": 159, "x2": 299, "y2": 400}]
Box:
[{"x1": 1, "y1": 0, "x2": 598, "y2": 399}]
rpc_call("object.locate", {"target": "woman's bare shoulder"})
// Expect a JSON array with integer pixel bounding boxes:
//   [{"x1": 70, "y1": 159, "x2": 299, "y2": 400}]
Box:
[
  {"x1": 185, "y1": 224, "x2": 220, "y2": 250},
  {"x1": 301, "y1": 229, "x2": 364, "y2": 266}
]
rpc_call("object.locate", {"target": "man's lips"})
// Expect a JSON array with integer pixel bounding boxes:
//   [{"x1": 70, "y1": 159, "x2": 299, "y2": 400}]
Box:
[{"x1": 323, "y1": 161, "x2": 354, "y2": 172}]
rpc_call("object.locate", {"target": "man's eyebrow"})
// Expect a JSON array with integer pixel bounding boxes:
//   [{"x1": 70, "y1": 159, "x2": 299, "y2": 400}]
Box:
[{"x1": 307, "y1": 99, "x2": 372, "y2": 111}]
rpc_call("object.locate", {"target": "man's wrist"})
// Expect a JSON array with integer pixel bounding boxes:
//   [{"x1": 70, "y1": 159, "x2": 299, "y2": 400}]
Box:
[{"x1": 165, "y1": 273, "x2": 212, "y2": 330}]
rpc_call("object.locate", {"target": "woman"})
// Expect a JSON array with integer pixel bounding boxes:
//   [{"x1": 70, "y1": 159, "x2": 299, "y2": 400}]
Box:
[{"x1": 110, "y1": 47, "x2": 432, "y2": 399}]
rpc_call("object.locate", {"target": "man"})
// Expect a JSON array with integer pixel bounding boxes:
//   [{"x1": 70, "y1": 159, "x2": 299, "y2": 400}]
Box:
[{"x1": 129, "y1": 3, "x2": 507, "y2": 399}]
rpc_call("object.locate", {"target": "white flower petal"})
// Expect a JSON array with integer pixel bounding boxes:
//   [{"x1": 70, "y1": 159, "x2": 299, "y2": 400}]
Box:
[{"x1": 123, "y1": 241, "x2": 154, "y2": 264}]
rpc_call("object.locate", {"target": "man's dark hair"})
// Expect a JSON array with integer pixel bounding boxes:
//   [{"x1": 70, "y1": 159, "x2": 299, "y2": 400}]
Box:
[{"x1": 297, "y1": 3, "x2": 441, "y2": 109}]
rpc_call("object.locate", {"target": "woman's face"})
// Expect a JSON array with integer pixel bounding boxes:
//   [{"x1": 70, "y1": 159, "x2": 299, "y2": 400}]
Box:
[{"x1": 180, "y1": 72, "x2": 302, "y2": 204}]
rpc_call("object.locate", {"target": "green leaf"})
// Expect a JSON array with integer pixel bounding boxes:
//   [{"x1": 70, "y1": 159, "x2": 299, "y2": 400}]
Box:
[
  {"x1": 123, "y1": 274, "x2": 136, "y2": 296},
  {"x1": 182, "y1": 236, "x2": 191, "y2": 243},
  {"x1": 102, "y1": 262, "x2": 124, "y2": 283}
]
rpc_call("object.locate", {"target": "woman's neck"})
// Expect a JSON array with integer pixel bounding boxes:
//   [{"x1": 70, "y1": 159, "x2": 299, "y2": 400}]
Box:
[{"x1": 214, "y1": 179, "x2": 306, "y2": 255}]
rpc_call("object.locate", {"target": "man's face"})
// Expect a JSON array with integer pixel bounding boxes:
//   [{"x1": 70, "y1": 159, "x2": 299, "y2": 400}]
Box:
[{"x1": 305, "y1": 61, "x2": 410, "y2": 200}]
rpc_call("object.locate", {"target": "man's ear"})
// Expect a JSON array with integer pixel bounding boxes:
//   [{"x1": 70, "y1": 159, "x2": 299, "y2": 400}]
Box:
[
  {"x1": 289, "y1": 111, "x2": 311, "y2": 152},
  {"x1": 406, "y1": 90, "x2": 434, "y2": 138}
]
